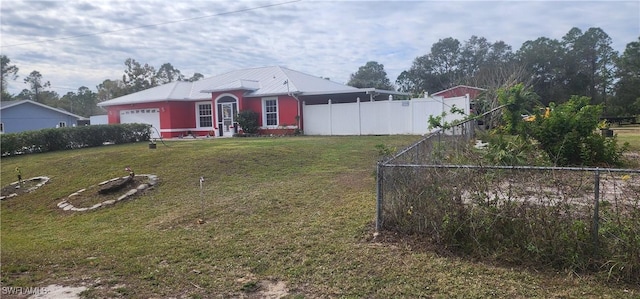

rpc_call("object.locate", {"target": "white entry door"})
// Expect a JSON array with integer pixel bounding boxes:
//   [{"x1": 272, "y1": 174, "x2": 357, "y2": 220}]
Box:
[
  {"x1": 120, "y1": 108, "x2": 161, "y2": 139},
  {"x1": 221, "y1": 103, "x2": 235, "y2": 137}
]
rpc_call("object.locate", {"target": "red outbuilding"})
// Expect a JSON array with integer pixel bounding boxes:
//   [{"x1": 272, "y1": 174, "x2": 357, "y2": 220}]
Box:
[{"x1": 431, "y1": 85, "x2": 486, "y2": 100}]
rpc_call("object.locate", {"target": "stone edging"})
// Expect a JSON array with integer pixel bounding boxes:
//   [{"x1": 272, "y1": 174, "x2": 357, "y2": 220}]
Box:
[
  {"x1": 57, "y1": 174, "x2": 158, "y2": 212},
  {"x1": 0, "y1": 176, "x2": 51, "y2": 200}
]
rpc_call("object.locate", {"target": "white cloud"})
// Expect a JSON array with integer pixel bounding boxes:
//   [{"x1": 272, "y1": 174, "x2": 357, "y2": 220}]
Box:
[{"x1": 1, "y1": 0, "x2": 638, "y2": 95}]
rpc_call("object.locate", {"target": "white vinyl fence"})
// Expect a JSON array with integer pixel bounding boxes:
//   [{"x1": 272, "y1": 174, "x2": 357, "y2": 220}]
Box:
[{"x1": 303, "y1": 95, "x2": 470, "y2": 135}]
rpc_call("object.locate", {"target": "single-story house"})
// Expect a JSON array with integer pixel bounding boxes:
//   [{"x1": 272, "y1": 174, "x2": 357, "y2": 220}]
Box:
[
  {"x1": 0, "y1": 100, "x2": 87, "y2": 134},
  {"x1": 97, "y1": 66, "x2": 406, "y2": 138}
]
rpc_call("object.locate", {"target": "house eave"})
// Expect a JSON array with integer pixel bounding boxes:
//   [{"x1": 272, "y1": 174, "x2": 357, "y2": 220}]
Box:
[
  {"x1": 299, "y1": 88, "x2": 409, "y2": 97},
  {"x1": 97, "y1": 97, "x2": 210, "y2": 107},
  {"x1": 362, "y1": 88, "x2": 410, "y2": 96}
]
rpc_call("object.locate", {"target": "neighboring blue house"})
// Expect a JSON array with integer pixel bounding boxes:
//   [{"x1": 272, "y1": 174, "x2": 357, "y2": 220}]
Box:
[{"x1": 0, "y1": 100, "x2": 87, "y2": 134}]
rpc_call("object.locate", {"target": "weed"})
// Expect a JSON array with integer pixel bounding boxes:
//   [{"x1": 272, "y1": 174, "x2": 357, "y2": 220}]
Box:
[
  {"x1": 241, "y1": 281, "x2": 259, "y2": 293},
  {"x1": 375, "y1": 143, "x2": 396, "y2": 160}
]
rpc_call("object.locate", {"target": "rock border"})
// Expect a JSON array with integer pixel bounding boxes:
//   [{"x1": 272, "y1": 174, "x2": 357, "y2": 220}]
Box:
[
  {"x1": 0, "y1": 176, "x2": 51, "y2": 200},
  {"x1": 57, "y1": 174, "x2": 158, "y2": 212}
]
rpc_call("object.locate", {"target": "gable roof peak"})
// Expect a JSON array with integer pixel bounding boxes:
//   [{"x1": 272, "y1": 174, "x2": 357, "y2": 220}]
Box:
[{"x1": 1, "y1": 99, "x2": 86, "y2": 119}]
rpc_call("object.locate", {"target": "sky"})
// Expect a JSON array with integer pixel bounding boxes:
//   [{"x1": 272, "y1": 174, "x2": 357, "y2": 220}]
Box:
[{"x1": 1, "y1": 0, "x2": 639, "y2": 96}]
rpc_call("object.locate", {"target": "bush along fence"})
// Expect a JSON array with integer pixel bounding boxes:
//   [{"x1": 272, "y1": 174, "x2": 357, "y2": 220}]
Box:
[
  {"x1": 0, "y1": 123, "x2": 151, "y2": 157},
  {"x1": 376, "y1": 120, "x2": 640, "y2": 285}
]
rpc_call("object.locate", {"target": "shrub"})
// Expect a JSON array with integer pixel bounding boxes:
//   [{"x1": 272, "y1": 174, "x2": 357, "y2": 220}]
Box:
[
  {"x1": 493, "y1": 84, "x2": 628, "y2": 167},
  {"x1": 236, "y1": 110, "x2": 260, "y2": 134},
  {"x1": 527, "y1": 96, "x2": 627, "y2": 166},
  {"x1": 496, "y1": 83, "x2": 540, "y2": 135},
  {"x1": 0, "y1": 123, "x2": 150, "y2": 156}
]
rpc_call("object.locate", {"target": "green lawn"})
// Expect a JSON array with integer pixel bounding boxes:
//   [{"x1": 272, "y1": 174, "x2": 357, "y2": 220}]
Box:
[
  {"x1": 1, "y1": 136, "x2": 638, "y2": 298},
  {"x1": 615, "y1": 125, "x2": 640, "y2": 151}
]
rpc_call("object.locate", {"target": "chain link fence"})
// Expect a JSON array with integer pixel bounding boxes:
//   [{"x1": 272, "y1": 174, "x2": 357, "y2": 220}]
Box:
[{"x1": 376, "y1": 120, "x2": 640, "y2": 283}]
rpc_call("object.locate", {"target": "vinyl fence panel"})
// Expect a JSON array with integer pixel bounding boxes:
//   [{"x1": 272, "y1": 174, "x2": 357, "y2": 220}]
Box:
[{"x1": 303, "y1": 95, "x2": 470, "y2": 135}]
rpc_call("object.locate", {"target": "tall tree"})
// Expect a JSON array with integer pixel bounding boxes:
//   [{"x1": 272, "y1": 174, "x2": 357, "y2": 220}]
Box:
[
  {"x1": 611, "y1": 37, "x2": 640, "y2": 115},
  {"x1": 486, "y1": 41, "x2": 515, "y2": 65},
  {"x1": 465, "y1": 39, "x2": 522, "y2": 102},
  {"x1": 459, "y1": 35, "x2": 490, "y2": 79},
  {"x1": 396, "y1": 38, "x2": 463, "y2": 96},
  {"x1": 122, "y1": 58, "x2": 157, "y2": 93},
  {"x1": 14, "y1": 89, "x2": 30, "y2": 101},
  {"x1": 1, "y1": 55, "x2": 19, "y2": 101},
  {"x1": 428, "y1": 37, "x2": 463, "y2": 88},
  {"x1": 60, "y1": 86, "x2": 98, "y2": 117},
  {"x1": 517, "y1": 37, "x2": 567, "y2": 105},
  {"x1": 156, "y1": 63, "x2": 185, "y2": 84},
  {"x1": 22, "y1": 70, "x2": 57, "y2": 103},
  {"x1": 96, "y1": 79, "x2": 128, "y2": 102},
  {"x1": 562, "y1": 27, "x2": 618, "y2": 105},
  {"x1": 396, "y1": 55, "x2": 439, "y2": 97},
  {"x1": 397, "y1": 36, "x2": 519, "y2": 98},
  {"x1": 186, "y1": 72, "x2": 204, "y2": 82},
  {"x1": 347, "y1": 61, "x2": 395, "y2": 90}
]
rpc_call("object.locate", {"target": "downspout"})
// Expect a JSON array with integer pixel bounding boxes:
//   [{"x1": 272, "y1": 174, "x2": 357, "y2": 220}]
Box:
[
  {"x1": 290, "y1": 92, "x2": 302, "y2": 131},
  {"x1": 366, "y1": 89, "x2": 379, "y2": 102},
  {"x1": 213, "y1": 94, "x2": 220, "y2": 137}
]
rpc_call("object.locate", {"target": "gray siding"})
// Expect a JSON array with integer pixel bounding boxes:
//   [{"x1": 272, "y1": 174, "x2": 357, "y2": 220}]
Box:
[{"x1": 1, "y1": 103, "x2": 82, "y2": 133}]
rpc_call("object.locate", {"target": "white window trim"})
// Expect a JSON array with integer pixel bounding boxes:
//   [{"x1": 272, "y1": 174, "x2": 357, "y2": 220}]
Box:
[
  {"x1": 57, "y1": 121, "x2": 67, "y2": 128},
  {"x1": 262, "y1": 97, "x2": 278, "y2": 128},
  {"x1": 0, "y1": 122, "x2": 4, "y2": 134},
  {"x1": 195, "y1": 101, "x2": 213, "y2": 129}
]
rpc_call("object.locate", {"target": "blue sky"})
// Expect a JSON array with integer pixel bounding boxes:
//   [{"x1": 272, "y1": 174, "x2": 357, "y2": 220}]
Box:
[{"x1": 1, "y1": 0, "x2": 639, "y2": 96}]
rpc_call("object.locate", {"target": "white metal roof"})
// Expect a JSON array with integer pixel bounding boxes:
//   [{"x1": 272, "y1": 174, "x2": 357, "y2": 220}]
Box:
[
  {"x1": 97, "y1": 81, "x2": 206, "y2": 106},
  {"x1": 99, "y1": 66, "x2": 364, "y2": 107}
]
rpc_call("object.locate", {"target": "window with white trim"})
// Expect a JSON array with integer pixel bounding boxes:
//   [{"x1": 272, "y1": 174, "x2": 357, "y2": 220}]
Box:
[
  {"x1": 0, "y1": 122, "x2": 4, "y2": 133},
  {"x1": 58, "y1": 121, "x2": 67, "y2": 128},
  {"x1": 196, "y1": 102, "x2": 213, "y2": 128},
  {"x1": 263, "y1": 97, "x2": 278, "y2": 127}
]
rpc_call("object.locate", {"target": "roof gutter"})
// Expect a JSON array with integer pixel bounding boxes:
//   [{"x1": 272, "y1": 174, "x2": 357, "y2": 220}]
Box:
[
  {"x1": 97, "y1": 97, "x2": 209, "y2": 107},
  {"x1": 363, "y1": 88, "x2": 410, "y2": 96},
  {"x1": 296, "y1": 88, "x2": 408, "y2": 98}
]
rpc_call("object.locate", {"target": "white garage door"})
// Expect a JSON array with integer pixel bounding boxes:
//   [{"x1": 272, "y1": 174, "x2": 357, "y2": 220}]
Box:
[{"x1": 120, "y1": 108, "x2": 161, "y2": 139}]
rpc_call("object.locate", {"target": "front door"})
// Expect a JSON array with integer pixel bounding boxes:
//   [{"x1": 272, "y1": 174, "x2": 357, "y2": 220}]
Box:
[{"x1": 221, "y1": 103, "x2": 235, "y2": 137}]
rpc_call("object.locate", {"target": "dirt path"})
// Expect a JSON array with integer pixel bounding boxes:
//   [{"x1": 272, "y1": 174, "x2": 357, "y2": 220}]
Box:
[{"x1": 32, "y1": 285, "x2": 86, "y2": 299}]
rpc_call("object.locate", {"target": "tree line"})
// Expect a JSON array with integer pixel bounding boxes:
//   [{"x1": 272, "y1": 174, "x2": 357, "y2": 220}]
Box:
[
  {"x1": 2, "y1": 26, "x2": 639, "y2": 117},
  {"x1": 0, "y1": 57, "x2": 203, "y2": 117},
  {"x1": 348, "y1": 27, "x2": 639, "y2": 117}
]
